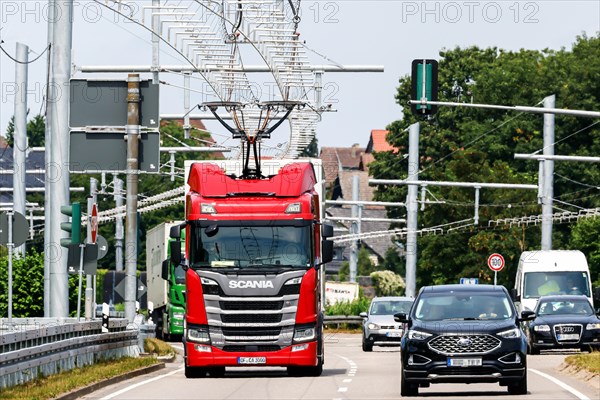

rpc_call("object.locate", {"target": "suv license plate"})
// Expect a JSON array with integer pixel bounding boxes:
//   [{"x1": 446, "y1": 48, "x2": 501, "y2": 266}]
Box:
[
  {"x1": 447, "y1": 358, "x2": 482, "y2": 367},
  {"x1": 386, "y1": 331, "x2": 402, "y2": 337},
  {"x1": 238, "y1": 357, "x2": 267, "y2": 365}
]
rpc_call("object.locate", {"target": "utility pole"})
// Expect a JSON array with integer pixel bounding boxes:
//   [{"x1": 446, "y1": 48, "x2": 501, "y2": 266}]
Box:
[
  {"x1": 114, "y1": 175, "x2": 124, "y2": 272},
  {"x1": 49, "y1": 0, "x2": 73, "y2": 317},
  {"x1": 349, "y1": 175, "x2": 360, "y2": 283},
  {"x1": 125, "y1": 74, "x2": 141, "y2": 322},
  {"x1": 85, "y1": 178, "x2": 98, "y2": 320},
  {"x1": 44, "y1": 0, "x2": 55, "y2": 317},
  {"x1": 405, "y1": 123, "x2": 420, "y2": 298},
  {"x1": 541, "y1": 95, "x2": 555, "y2": 250},
  {"x1": 13, "y1": 42, "x2": 28, "y2": 256}
]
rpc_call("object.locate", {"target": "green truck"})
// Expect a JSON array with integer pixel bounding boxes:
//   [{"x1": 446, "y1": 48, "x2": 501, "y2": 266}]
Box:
[{"x1": 147, "y1": 222, "x2": 186, "y2": 341}]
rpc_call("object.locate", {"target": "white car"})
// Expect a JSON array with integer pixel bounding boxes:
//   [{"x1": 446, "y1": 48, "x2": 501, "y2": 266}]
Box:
[{"x1": 360, "y1": 296, "x2": 413, "y2": 352}]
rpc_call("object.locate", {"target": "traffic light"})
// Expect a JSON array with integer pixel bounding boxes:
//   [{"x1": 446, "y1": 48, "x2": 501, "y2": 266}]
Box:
[
  {"x1": 60, "y1": 202, "x2": 82, "y2": 247},
  {"x1": 411, "y1": 59, "x2": 439, "y2": 116}
]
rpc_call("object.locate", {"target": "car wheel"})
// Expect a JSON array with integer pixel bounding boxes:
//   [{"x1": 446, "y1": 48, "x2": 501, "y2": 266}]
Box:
[
  {"x1": 362, "y1": 338, "x2": 373, "y2": 352},
  {"x1": 400, "y1": 362, "x2": 418, "y2": 397},
  {"x1": 507, "y1": 369, "x2": 527, "y2": 395}
]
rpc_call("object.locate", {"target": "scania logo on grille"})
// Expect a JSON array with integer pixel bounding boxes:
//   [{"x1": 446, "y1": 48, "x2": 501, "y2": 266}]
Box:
[
  {"x1": 229, "y1": 280, "x2": 274, "y2": 289},
  {"x1": 457, "y1": 338, "x2": 472, "y2": 347},
  {"x1": 560, "y1": 326, "x2": 575, "y2": 333}
]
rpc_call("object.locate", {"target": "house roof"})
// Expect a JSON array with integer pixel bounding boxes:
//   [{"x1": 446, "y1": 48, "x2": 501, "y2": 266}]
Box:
[
  {"x1": 366, "y1": 130, "x2": 396, "y2": 153},
  {"x1": 326, "y1": 206, "x2": 396, "y2": 259},
  {"x1": 335, "y1": 170, "x2": 379, "y2": 205},
  {"x1": 320, "y1": 145, "x2": 365, "y2": 188}
]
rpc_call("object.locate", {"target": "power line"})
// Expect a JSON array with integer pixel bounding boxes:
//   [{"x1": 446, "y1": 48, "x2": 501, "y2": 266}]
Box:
[{"x1": 0, "y1": 42, "x2": 50, "y2": 64}]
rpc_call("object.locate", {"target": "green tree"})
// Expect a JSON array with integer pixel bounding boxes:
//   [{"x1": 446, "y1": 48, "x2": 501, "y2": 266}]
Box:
[
  {"x1": 5, "y1": 114, "x2": 46, "y2": 147},
  {"x1": 0, "y1": 250, "x2": 45, "y2": 317},
  {"x1": 369, "y1": 35, "x2": 600, "y2": 291},
  {"x1": 569, "y1": 218, "x2": 600, "y2": 287}
]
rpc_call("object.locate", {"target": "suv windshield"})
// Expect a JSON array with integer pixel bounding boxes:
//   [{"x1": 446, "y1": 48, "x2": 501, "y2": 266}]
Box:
[
  {"x1": 413, "y1": 292, "x2": 514, "y2": 321},
  {"x1": 190, "y1": 222, "x2": 311, "y2": 268},
  {"x1": 370, "y1": 300, "x2": 413, "y2": 315}
]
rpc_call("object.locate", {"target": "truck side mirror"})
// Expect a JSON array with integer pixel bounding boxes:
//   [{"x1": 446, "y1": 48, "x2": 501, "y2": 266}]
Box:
[
  {"x1": 322, "y1": 223, "x2": 334, "y2": 238},
  {"x1": 169, "y1": 240, "x2": 181, "y2": 266},
  {"x1": 320, "y1": 239, "x2": 334, "y2": 264},
  {"x1": 161, "y1": 260, "x2": 169, "y2": 280},
  {"x1": 169, "y1": 225, "x2": 181, "y2": 239},
  {"x1": 510, "y1": 288, "x2": 520, "y2": 302}
]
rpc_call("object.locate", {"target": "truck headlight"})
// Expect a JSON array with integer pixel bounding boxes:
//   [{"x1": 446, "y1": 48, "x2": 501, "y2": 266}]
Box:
[
  {"x1": 187, "y1": 326, "x2": 210, "y2": 343},
  {"x1": 498, "y1": 328, "x2": 522, "y2": 338},
  {"x1": 586, "y1": 323, "x2": 600, "y2": 330},
  {"x1": 534, "y1": 324, "x2": 551, "y2": 332},
  {"x1": 285, "y1": 277, "x2": 303, "y2": 285},
  {"x1": 293, "y1": 325, "x2": 316, "y2": 343},
  {"x1": 407, "y1": 330, "x2": 432, "y2": 340}
]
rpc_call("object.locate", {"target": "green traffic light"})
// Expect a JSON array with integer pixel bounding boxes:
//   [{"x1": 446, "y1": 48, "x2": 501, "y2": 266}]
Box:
[{"x1": 60, "y1": 202, "x2": 82, "y2": 247}]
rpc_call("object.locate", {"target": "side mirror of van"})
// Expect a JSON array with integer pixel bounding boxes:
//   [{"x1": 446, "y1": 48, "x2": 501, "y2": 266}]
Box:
[
  {"x1": 594, "y1": 287, "x2": 600, "y2": 302},
  {"x1": 359, "y1": 312, "x2": 368, "y2": 318},
  {"x1": 510, "y1": 288, "x2": 520, "y2": 302}
]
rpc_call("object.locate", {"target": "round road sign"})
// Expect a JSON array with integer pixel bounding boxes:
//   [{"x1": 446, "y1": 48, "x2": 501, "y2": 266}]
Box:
[{"x1": 487, "y1": 253, "x2": 505, "y2": 272}]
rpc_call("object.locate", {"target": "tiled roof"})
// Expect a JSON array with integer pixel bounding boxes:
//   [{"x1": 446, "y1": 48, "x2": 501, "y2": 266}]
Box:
[
  {"x1": 335, "y1": 170, "x2": 379, "y2": 205},
  {"x1": 320, "y1": 145, "x2": 365, "y2": 189},
  {"x1": 366, "y1": 129, "x2": 396, "y2": 153}
]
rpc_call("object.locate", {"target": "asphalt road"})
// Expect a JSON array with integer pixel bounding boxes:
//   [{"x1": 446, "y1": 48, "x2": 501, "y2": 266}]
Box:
[{"x1": 82, "y1": 334, "x2": 598, "y2": 400}]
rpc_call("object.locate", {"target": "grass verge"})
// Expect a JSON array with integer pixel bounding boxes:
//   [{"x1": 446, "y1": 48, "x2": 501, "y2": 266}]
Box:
[
  {"x1": 564, "y1": 350, "x2": 600, "y2": 374},
  {"x1": 2, "y1": 338, "x2": 176, "y2": 400}
]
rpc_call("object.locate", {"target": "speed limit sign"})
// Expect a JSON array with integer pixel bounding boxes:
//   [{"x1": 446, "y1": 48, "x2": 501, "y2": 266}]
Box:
[{"x1": 487, "y1": 253, "x2": 505, "y2": 272}]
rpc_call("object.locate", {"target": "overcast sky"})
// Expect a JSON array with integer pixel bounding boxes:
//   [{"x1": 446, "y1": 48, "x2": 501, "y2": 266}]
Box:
[{"x1": 1, "y1": 1, "x2": 599, "y2": 152}]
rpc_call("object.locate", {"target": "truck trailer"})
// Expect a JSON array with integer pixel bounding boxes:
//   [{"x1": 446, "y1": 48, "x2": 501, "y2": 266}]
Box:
[
  {"x1": 169, "y1": 159, "x2": 333, "y2": 377},
  {"x1": 147, "y1": 222, "x2": 186, "y2": 341}
]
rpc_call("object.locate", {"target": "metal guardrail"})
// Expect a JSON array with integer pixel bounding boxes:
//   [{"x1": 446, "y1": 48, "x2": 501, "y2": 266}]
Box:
[
  {"x1": 323, "y1": 315, "x2": 364, "y2": 326},
  {"x1": 0, "y1": 318, "x2": 140, "y2": 389}
]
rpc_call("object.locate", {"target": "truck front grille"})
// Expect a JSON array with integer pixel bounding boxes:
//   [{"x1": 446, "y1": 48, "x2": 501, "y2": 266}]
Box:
[
  {"x1": 220, "y1": 301, "x2": 284, "y2": 311},
  {"x1": 221, "y1": 314, "x2": 283, "y2": 324},
  {"x1": 221, "y1": 327, "x2": 282, "y2": 337},
  {"x1": 222, "y1": 345, "x2": 281, "y2": 352},
  {"x1": 428, "y1": 335, "x2": 501, "y2": 355}
]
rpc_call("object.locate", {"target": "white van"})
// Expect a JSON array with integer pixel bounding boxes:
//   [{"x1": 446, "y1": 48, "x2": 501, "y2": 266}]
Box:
[{"x1": 513, "y1": 250, "x2": 594, "y2": 312}]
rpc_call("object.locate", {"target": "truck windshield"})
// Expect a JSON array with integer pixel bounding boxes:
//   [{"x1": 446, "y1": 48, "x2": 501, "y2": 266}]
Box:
[
  {"x1": 189, "y1": 223, "x2": 311, "y2": 269},
  {"x1": 523, "y1": 272, "x2": 590, "y2": 298},
  {"x1": 413, "y1": 293, "x2": 514, "y2": 321}
]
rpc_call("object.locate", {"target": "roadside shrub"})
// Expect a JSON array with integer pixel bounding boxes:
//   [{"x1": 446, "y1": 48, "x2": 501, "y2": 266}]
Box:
[{"x1": 370, "y1": 270, "x2": 405, "y2": 296}]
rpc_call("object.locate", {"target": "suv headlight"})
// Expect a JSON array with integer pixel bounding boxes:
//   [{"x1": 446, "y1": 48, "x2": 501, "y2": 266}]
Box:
[
  {"x1": 367, "y1": 323, "x2": 380, "y2": 330},
  {"x1": 293, "y1": 325, "x2": 316, "y2": 343},
  {"x1": 187, "y1": 326, "x2": 210, "y2": 343},
  {"x1": 407, "y1": 330, "x2": 432, "y2": 340},
  {"x1": 533, "y1": 324, "x2": 551, "y2": 332},
  {"x1": 586, "y1": 323, "x2": 600, "y2": 330},
  {"x1": 498, "y1": 327, "x2": 522, "y2": 338}
]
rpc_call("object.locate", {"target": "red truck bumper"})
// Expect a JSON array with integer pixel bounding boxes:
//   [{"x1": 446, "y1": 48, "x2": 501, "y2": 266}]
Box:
[{"x1": 185, "y1": 341, "x2": 319, "y2": 367}]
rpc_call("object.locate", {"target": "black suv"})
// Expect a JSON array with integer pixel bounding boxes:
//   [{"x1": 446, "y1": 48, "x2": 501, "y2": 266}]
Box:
[{"x1": 395, "y1": 284, "x2": 535, "y2": 397}]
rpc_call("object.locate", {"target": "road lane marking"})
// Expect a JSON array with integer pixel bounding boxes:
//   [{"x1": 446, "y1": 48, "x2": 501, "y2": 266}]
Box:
[
  {"x1": 99, "y1": 367, "x2": 184, "y2": 400},
  {"x1": 338, "y1": 387, "x2": 348, "y2": 392},
  {"x1": 343, "y1": 378, "x2": 352, "y2": 383},
  {"x1": 529, "y1": 368, "x2": 591, "y2": 400}
]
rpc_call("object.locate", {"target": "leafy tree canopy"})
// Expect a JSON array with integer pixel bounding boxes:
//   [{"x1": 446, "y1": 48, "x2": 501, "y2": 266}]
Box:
[{"x1": 369, "y1": 34, "x2": 600, "y2": 290}]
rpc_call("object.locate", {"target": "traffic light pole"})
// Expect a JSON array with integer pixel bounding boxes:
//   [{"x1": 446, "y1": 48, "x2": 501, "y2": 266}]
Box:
[
  {"x1": 76, "y1": 242, "x2": 85, "y2": 320},
  {"x1": 125, "y1": 74, "x2": 141, "y2": 322}
]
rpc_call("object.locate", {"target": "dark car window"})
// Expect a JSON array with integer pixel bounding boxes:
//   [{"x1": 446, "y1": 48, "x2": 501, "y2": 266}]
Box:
[
  {"x1": 413, "y1": 293, "x2": 513, "y2": 321},
  {"x1": 537, "y1": 299, "x2": 594, "y2": 316}
]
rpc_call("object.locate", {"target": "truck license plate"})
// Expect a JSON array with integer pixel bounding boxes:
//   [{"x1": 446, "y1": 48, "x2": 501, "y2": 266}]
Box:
[
  {"x1": 238, "y1": 357, "x2": 267, "y2": 365},
  {"x1": 447, "y1": 358, "x2": 482, "y2": 367}
]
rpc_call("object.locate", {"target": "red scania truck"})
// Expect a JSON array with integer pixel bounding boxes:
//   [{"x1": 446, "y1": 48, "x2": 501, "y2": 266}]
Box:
[{"x1": 169, "y1": 159, "x2": 333, "y2": 378}]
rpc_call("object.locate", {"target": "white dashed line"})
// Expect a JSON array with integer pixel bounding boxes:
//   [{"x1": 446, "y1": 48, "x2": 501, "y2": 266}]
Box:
[
  {"x1": 338, "y1": 387, "x2": 348, "y2": 393},
  {"x1": 529, "y1": 368, "x2": 591, "y2": 400},
  {"x1": 343, "y1": 378, "x2": 352, "y2": 383}
]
